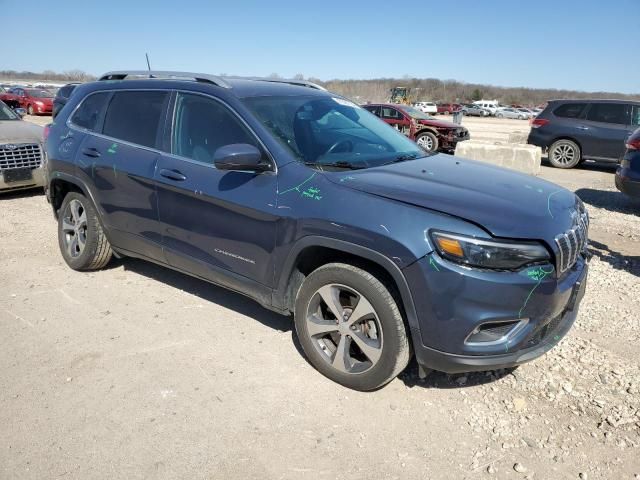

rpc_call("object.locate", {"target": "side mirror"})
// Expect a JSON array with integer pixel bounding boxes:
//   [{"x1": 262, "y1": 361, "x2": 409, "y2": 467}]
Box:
[
  {"x1": 14, "y1": 108, "x2": 26, "y2": 118},
  {"x1": 213, "y1": 143, "x2": 271, "y2": 172}
]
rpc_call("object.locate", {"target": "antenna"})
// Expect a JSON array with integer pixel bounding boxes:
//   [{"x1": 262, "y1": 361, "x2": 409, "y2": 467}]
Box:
[{"x1": 145, "y1": 53, "x2": 151, "y2": 71}]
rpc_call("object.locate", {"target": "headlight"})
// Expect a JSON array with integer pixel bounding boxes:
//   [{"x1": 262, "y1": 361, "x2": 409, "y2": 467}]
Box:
[{"x1": 430, "y1": 231, "x2": 550, "y2": 270}]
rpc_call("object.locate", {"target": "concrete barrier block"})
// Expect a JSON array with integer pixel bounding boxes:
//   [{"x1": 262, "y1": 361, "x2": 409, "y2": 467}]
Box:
[{"x1": 454, "y1": 141, "x2": 541, "y2": 175}]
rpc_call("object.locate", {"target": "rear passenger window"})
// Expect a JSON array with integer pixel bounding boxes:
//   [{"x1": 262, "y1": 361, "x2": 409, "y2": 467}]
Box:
[
  {"x1": 553, "y1": 103, "x2": 587, "y2": 119},
  {"x1": 71, "y1": 92, "x2": 110, "y2": 131},
  {"x1": 103, "y1": 91, "x2": 168, "y2": 148},
  {"x1": 585, "y1": 103, "x2": 630, "y2": 124},
  {"x1": 363, "y1": 105, "x2": 381, "y2": 116},
  {"x1": 172, "y1": 93, "x2": 258, "y2": 165},
  {"x1": 632, "y1": 106, "x2": 640, "y2": 126}
]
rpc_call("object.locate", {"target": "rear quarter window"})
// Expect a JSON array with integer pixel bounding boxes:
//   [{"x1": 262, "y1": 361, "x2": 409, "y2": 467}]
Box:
[
  {"x1": 70, "y1": 92, "x2": 110, "y2": 132},
  {"x1": 553, "y1": 103, "x2": 587, "y2": 119},
  {"x1": 103, "y1": 91, "x2": 168, "y2": 148}
]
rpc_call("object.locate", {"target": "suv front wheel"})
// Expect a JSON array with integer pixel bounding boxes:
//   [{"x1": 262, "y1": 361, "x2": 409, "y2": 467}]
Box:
[
  {"x1": 294, "y1": 263, "x2": 410, "y2": 391},
  {"x1": 549, "y1": 139, "x2": 581, "y2": 168},
  {"x1": 58, "y1": 192, "x2": 113, "y2": 271}
]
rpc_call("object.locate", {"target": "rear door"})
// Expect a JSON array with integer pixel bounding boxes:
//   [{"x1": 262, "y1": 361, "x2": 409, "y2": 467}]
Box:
[
  {"x1": 581, "y1": 102, "x2": 633, "y2": 160},
  {"x1": 75, "y1": 90, "x2": 169, "y2": 259},
  {"x1": 155, "y1": 92, "x2": 278, "y2": 295}
]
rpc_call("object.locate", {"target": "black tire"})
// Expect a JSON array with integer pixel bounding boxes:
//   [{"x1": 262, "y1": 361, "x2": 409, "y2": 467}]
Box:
[
  {"x1": 496, "y1": 113, "x2": 504, "y2": 118},
  {"x1": 415, "y1": 131, "x2": 439, "y2": 152},
  {"x1": 27, "y1": 105, "x2": 33, "y2": 115},
  {"x1": 294, "y1": 263, "x2": 410, "y2": 391},
  {"x1": 548, "y1": 139, "x2": 581, "y2": 169},
  {"x1": 57, "y1": 192, "x2": 112, "y2": 271}
]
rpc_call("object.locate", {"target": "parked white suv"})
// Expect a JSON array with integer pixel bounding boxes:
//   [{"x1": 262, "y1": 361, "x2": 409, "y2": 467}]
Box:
[
  {"x1": 473, "y1": 100, "x2": 500, "y2": 116},
  {"x1": 414, "y1": 101, "x2": 437, "y2": 115}
]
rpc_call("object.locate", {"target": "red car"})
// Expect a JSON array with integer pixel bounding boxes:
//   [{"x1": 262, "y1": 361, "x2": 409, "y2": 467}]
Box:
[
  {"x1": 0, "y1": 87, "x2": 54, "y2": 115},
  {"x1": 436, "y1": 103, "x2": 462, "y2": 115},
  {"x1": 363, "y1": 103, "x2": 470, "y2": 153}
]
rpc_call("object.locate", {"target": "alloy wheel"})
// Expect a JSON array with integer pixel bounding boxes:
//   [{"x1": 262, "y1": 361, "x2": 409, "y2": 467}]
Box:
[
  {"x1": 61, "y1": 199, "x2": 88, "y2": 258},
  {"x1": 417, "y1": 135, "x2": 434, "y2": 150},
  {"x1": 551, "y1": 144, "x2": 576, "y2": 166},
  {"x1": 305, "y1": 283, "x2": 383, "y2": 374}
]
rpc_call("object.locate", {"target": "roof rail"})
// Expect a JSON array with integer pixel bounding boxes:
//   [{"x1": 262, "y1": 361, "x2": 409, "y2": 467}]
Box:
[
  {"x1": 98, "y1": 71, "x2": 232, "y2": 89},
  {"x1": 240, "y1": 77, "x2": 327, "y2": 91}
]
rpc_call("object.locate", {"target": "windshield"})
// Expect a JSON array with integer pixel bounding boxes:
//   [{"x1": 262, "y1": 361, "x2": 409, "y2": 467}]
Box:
[
  {"x1": 26, "y1": 89, "x2": 53, "y2": 98},
  {"x1": 243, "y1": 95, "x2": 427, "y2": 170},
  {"x1": 0, "y1": 102, "x2": 19, "y2": 120},
  {"x1": 399, "y1": 106, "x2": 435, "y2": 120}
]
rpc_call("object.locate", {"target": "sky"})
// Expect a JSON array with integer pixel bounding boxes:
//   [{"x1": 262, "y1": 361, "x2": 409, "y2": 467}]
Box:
[{"x1": 3, "y1": 0, "x2": 639, "y2": 93}]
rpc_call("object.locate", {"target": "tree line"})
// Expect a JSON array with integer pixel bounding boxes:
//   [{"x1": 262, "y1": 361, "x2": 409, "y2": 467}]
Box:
[
  {"x1": 314, "y1": 78, "x2": 640, "y2": 106},
  {"x1": 2, "y1": 70, "x2": 638, "y2": 106}
]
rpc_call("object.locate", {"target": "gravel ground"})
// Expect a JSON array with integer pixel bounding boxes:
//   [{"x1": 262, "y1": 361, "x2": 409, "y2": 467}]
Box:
[{"x1": 0, "y1": 115, "x2": 638, "y2": 479}]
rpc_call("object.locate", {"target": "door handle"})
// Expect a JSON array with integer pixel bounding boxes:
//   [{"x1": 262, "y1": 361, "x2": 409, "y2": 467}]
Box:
[
  {"x1": 81, "y1": 147, "x2": 101, "y2": 158},
  {"x1": 159, "y1": 168, "x2": 187, "y2": 181},
  {"x1": 575, "y1": 125, "x2": 589, "y2": 130}
]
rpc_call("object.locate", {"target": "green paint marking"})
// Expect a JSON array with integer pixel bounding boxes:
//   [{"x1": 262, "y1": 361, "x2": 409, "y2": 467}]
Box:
[
  {"x1": 518, "y1": 266, "x2": 554, "y2": 319},
  {"x1": 279, "y1": 173, "x2": 316, "y2": 195},
  {"x1": 547, "y1": 190, "x2": 563, "y2": 219},
  {"x1": 301, "y1": 186, "x2": 322, "y2": 201},
  {"x1": 107, "y1": 143, "x2": 118, "y2": 154},
  {"x1": 429, "y1": 256, "x2": 440, "y2": 272}
]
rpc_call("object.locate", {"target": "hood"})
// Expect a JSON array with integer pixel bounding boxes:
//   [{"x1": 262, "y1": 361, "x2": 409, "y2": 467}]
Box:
[
  {"x1": 326, "y1": 155, "x2": 579, "y2": 244},
  {"x1": 0, "y1": 120, "x2": 44, "y2": 144},
  {"x1": 416, "y1": 118, "x2": 460, "y2": 129}
]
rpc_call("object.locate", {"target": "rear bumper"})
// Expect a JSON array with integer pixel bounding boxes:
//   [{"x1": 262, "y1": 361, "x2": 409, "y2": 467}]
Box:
[
  {"x1": 527, "y1": 128, "x2": 550, "y2": 150},
  {"x1": 615, "y1": 168, "x2": 640, "y2": 197},
  {"x1": 0, "y1": 167, "x2": 46, "y2": 192}
]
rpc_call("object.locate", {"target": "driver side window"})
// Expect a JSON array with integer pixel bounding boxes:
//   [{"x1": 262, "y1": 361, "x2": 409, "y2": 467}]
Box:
[
  {"x1": 381, "y1": 107, "x2": 404, "y2": 121},
  {"x1": 172, "y1": 93, "x2": 259, "y2": 165}
]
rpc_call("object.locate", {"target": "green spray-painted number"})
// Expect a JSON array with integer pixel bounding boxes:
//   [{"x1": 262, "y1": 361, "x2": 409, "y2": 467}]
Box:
[
  {"x1": 107, "y1": 143, "x2": 118, "y2": 154},
  {"x1": 518, "y1": 266, "x2": 554, "y2": 318}
]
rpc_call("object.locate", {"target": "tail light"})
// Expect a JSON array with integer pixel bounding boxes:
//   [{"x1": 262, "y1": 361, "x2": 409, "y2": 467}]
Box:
[
  {"x1": 625, "y1": 138, "x2": 640, "y2": 150},
  {"x1": 43, "y1": 124, "x2": 51, "y2": 141},
  {"x1": 530, "y1": 118, "x2": 549, "y2": 128}
]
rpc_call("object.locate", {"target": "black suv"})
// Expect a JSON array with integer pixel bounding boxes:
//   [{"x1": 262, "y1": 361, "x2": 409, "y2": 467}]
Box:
[
  {"x1": 52, "y1": 83, "x2": 80, "y2": 118},
  {"x1": 45, "y1": 71, "x2": 589, "y2": 391},
  {"x1": 528, "y1": 99, "x2": 640, "y2": 168}
]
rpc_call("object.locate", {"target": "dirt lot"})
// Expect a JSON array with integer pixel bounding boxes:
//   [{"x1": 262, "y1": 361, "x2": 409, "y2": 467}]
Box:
[{"x1": 1, "y1": 115, "x2": 639, "y2": 479}]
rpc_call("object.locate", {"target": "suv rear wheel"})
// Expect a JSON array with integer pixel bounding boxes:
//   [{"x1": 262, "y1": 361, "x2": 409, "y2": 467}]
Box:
[
  {"x1": 58, "y1": 192, "x2": 112, "y2": 270},
  {"x1": 549, "y1": 139, "x2": 581, "y2": 168},
  {"x1": 294, "y1": 263, "x2": 410, "y2": 391}
]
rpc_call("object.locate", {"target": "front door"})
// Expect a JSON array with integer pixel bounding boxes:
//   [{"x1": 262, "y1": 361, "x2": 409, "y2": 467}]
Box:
[
  {"x1": 581, "y1": 103, "x2": 633, "y2": 160},
  {"x1": 380, "y1": 106, "x2": 412, "y2": 137},
  {"x1": 155, "y1": 92, "x2": 278, "y2": 297}
]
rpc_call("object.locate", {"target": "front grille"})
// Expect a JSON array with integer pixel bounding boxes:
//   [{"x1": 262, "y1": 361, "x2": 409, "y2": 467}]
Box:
[
  {"x1": 0, "y1": 144, "x2": 43, "y2": 171},
  {"x1": 554, "y1": 211, "x2": 589, "y2": 273}
]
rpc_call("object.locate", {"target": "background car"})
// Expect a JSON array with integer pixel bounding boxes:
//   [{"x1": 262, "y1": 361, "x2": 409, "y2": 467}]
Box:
[
  {"x1": 528, "y1": 99, "x2": 640, "y2": 168},
  {"x1": 53, "y1": 83, "x2": 80, "y2": 118},
  {"x1": 363, "y1": 103, "x2": 470, "y2": 153},
  {"x1": 516, "y1": 108, "x2": 535, "y2": 119},
  {"x1": 495, "y1": 107, "x2": 528, "y2": 120},
  {"x1": 0, "y1": 87, "x2": 54, "y2": 115},
  {"x1": 461, "y1": 104, "x2": 490, "y2": 117},
  {"x1": 615, "y1": 126, "x2": 640, "y2": 199},
  {"x1": 414, "y1": 101, "x2": 437, "y2": 115},
  {"x1": 0, "y1": 100, "x2": 45, "y2": 192},
  {"x1": 436, "y1": 103, "x2": 462, "y2": 115}
]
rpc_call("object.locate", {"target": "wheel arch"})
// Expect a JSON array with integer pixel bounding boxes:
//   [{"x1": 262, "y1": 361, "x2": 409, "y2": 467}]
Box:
[
  {"x1": 48, "y1": 173, "x2": 97, "y2": 219},
  {"x1": 274, "y1": 236, "x2": 420, "y2": 332}
]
